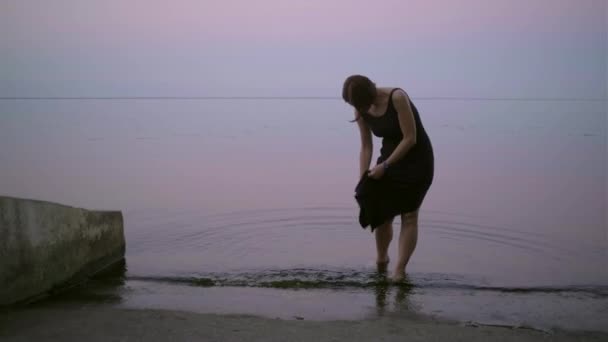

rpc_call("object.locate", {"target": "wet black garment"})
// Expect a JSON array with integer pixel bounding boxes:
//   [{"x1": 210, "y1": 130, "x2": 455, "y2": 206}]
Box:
[
  {"x1": 354, "y1": 88, "x2": 434, "y2": 231},
  {"x1": 355, "y1": 172, "x2": 431, "y2": 231},
  {"x1": 355, "y1": 172, "x2": 388, "y2": 230}
]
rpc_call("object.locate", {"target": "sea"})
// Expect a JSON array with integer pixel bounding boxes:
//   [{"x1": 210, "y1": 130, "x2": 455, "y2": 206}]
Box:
[{"x1": 1, "y1": 97, "x2": 606, "y2": 332}]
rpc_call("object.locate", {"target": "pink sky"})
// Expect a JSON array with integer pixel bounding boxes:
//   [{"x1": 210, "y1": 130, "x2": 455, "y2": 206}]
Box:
[
  {"x1": 1, "y1": 0, "x2": 606, "y2": 98},
  {"x1": 5, "y1": 0, "x2": 603, "y2": 43}
]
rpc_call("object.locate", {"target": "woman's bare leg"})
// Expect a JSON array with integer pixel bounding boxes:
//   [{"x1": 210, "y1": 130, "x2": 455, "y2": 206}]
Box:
[
  {"x1": 375, "y1": 218, "x2": 394, "y2": 269},
  {"x1": 393, "y1": 210, "x2": 419, "y2": 281}
]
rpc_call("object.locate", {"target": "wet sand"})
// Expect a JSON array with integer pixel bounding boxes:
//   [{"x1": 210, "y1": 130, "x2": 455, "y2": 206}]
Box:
[{"x1": 1, "y1": 306, "x2": 606, "y2": 342}]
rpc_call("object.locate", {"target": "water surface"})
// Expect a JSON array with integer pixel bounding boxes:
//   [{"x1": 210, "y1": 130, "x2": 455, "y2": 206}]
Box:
[{"x1": 1, "y1": 98, "x2": 606, "y2": 331}]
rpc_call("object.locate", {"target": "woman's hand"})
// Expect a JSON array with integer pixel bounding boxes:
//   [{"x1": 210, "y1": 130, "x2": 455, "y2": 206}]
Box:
[{"x1": 368, "y1": 163, "x2": 386, "y2": 179}]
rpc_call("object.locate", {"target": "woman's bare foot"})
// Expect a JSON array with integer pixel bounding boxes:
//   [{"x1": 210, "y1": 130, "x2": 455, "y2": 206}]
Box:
[
  {"x1": 376, "y1": 257, "x2": 390, "y2": 272},
  {"x1": 391, "y1": 268, "x2": 406, "y2": 282}
]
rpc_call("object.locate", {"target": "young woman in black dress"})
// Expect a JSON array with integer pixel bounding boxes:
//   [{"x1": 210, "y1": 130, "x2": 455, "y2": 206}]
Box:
[{"x1": 343, "y1": 75, "x2": 434, "y2": 281}]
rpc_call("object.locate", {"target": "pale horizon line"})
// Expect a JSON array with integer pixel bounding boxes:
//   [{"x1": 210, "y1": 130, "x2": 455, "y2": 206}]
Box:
[{"x1": 1, "y1": 96, "x2": 606, "y2": 102}]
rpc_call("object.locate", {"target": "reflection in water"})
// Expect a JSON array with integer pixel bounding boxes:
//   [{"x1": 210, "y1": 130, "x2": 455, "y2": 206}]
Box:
[
  {"x1": 92, "y1": 258, "x2": 129, "y2": 286},
  {"x1": 33, "y1": 259, "x2": 129, "y2": 306},
  {"x1": 373, "y1": 271, "x2": 414, "y2": 316},
  {"x1": 373, "y1": 270, "x2": 390, "y2": 315}
]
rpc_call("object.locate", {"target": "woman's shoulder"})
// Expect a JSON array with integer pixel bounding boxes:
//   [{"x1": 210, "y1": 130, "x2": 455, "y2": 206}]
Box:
[
  {"x1": 378, "y1": 87, "x2": 409, "y2": 99},
  {"x1": 377, "y1": 87, "x2": 396, "y2": 94}
]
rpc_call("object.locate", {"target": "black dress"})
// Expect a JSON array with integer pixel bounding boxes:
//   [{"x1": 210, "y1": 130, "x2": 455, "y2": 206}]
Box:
[{"x1": 355, "y1": 88, "x2": 434, "y2": 231}]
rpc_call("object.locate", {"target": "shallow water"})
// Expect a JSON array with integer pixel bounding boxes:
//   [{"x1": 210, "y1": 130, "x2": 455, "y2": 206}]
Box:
[
  {"x1": 40, "y1": 261, "x2": 608, "y2": 333},
  {"x1": 1, "y1": 98, "x2": 607, "y2": 330}
]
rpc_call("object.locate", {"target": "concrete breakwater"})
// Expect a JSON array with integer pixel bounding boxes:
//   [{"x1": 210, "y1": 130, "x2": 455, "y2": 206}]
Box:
[{"x1": 0, "y1": 196, "x2": 125, "y2": 305}]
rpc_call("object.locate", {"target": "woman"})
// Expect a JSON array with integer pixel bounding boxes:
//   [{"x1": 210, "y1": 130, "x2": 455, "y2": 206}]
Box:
[{"x1": 342, "y1": 75, "x2": 434, "y2": 281}]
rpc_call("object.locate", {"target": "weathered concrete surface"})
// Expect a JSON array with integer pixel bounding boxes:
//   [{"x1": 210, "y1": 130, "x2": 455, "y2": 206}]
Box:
[{"x1": 0, "y1": 196, "x2": 124, "y2": 305}]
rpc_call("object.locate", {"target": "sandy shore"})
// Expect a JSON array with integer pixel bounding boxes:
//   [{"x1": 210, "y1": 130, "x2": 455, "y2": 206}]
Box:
[{"x1": 1, "y1": 306, "x2": 606, "y2": 342}]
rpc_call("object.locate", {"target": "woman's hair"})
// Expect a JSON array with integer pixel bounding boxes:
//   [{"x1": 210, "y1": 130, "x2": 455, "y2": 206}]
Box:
[{"x1": 342, "y1": 75, "x2": 377, "y2": 121}]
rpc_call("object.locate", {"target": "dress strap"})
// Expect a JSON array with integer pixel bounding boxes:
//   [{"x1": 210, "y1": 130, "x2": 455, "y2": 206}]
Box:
[{"x1": 386, "y1": 88, "x2": 400, "y2": 112}]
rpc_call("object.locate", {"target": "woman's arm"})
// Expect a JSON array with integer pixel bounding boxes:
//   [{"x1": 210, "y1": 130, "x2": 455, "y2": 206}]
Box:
[{"x1": 355, "y1": 109, "x2": 373, "y2": 178}]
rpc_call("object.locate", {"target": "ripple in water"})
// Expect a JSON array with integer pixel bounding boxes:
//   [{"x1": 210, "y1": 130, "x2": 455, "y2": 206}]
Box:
[
  {"x1": 126, "y1": 268, "x2": 608, "y2": 298},
  {"x1": 124, "y1": 207, "x2": 607, "y2": 288}
]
